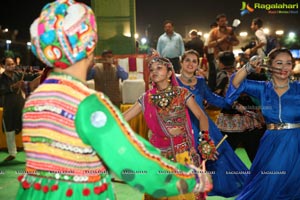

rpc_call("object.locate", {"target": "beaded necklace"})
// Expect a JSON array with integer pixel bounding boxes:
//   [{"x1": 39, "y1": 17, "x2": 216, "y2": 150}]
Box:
[
  {"x1": 272, "y1": 79, "x2": 289, "y2": 89},
  {"x1": 181, "y1": 73, "x2": 194, "y2": 83},
  {"x1": 180, "y1": 73, "x2": 196, "y2": 90},
  {"x1": 151, "y1": 85, "x2": 176, "y2": 109}
]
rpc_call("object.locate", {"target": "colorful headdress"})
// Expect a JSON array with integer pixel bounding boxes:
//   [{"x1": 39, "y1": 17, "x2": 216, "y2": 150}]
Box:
[
  {"x1": 30, "y1": 0, "x2": 98, "y2": 69},
  {"x1": 147, "y1": 49, "x2": 179, "y2": 87},
  {"x1": 147, "y1": 49, "x2": 173, "y2": 70}
]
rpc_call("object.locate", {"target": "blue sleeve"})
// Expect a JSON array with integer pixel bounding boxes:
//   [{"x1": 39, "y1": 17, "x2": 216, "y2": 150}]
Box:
[
  {"x1": 116, "y1": 65, "x2": 128, "y2": 81},
  {"x1": 86, "y1": 68, "x2": 95, "y2": 80},
  {"x1": 226, "y1": 73, "x2": 263, "y2": 105},
  {"x1": 201, "y1": 78, "x2": 231, "y2": 109}
]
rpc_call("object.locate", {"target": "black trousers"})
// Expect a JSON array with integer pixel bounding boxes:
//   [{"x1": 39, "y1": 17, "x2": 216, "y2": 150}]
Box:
[
  {"x1": 167, "y1": 57, "x2": 181, "y2": 74},
  {"x1": 207, "y1": 53, "x2": 216, "y2": 91}
]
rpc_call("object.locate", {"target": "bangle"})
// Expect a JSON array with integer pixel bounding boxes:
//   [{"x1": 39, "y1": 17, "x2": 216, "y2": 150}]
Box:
[
  {"x1": 198, "y1": 131, "x2": 216, "y2": 160},
  {"x1": 198, "y1": 130, "x2": 210, "y2": 143},
  {"x1": 244, "y1": 62, "x2": 255, "y2": 75}
]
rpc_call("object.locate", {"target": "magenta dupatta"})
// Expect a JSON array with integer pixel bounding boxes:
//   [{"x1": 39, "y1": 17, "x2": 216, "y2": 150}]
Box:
[{"x1": 142, "y1": 72, "x2": 196, "y2": 149}]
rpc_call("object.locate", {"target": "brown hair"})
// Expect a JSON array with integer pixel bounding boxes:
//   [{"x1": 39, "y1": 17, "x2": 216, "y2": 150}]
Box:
[
  {"x1": 267, "y1": 48, "x2": 295, "y2": 68},
  {"x1": 181, "y1": 50, "x2": 200, "y2": 65}
]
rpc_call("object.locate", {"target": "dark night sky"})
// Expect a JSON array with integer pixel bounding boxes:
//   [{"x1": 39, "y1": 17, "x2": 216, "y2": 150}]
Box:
[
  {"x1": 135, "y1": 0, "x2": 299, "y2": 41},
  {"x1": 0, "y1": 0, "x2": 299, "y2": 42},
  {"x1": 0, "y1": 0, "x2": 90, "y2": 41}
]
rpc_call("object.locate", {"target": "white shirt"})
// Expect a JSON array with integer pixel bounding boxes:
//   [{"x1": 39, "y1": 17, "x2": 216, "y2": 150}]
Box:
[{"x1": 255, "y1": 28, "x2": 267, "y2": 58}]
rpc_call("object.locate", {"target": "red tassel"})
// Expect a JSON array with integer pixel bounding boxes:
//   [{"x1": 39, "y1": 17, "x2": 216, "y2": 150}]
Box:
[
  {"x1": 22, "y1": 180, "x2": 31, "y2": 189},
  {"x1": 100, "y1": 183, "x2": 108, "y2": 192},
  {"x1": 83, "y1": 188, "x2": 90, "y2": 196},
  {"x1": 43, "y1": 185, "x2": 49, "y2": 193},
  {"x1": 99, "y1": 185, "x2": 105, "y2": 193},
  {"x1": 94, "y1": 186, "x2": 101, "y2": 195},
  {"x1": 102, "y1": 183, "x2": 108, "y2": 191},
  {"x1": 51, "y1": 184, "x2": 58, "y2": 191},
  {"x1": 34, "y1": 182, "x2": 41, "y2": 190},
  {"x1": 94, "y1": 183, "x2": 108, "y2": 195},
  {"x1": 198, "y1": 192, "x2": 207, "y2": 200},
  {"x1": 18, "y1": 175, "x2": 24, "y2": 182},
  {"x1": 66, "y1": 188, "x2": 73, "y2": 197}
]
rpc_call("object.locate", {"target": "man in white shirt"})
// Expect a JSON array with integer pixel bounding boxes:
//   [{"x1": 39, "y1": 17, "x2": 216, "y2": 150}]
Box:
[
  {"x1": 156, "y1": 20, "x2": 185, "y2": 73},
  {"x1": 247, "y1": 18, "x2": 267, "y2": 58}
]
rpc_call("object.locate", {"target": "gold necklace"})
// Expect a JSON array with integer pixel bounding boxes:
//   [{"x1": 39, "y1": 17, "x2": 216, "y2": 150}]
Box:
[{"x1": 181, "y1": 73, "x2": 194, "y2": 83}]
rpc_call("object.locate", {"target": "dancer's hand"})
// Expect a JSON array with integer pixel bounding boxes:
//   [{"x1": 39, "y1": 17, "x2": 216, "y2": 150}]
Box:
[
  {"x1": 249, "y1": 55, "x2": 263, "y2": 69},
  {"x1": 11, "y1": 80, "x2": 24, "y2": 90},
  {"x1": 186, "y1": 163, "x2": 213, "y2": 193},
  {"x1": 198, "y1": 131, "x2": 218, "y2": 161},
  {"x1": 244, "y1": 55, "x2": 263, "y2": 74}
]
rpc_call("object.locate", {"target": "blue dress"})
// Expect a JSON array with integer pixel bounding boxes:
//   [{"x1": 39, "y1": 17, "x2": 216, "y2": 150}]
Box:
[
  {"x1": 177, "y1": 76, "x2": 248, "y2": 197},
  {"x1": 226, "y1": 77, "x2": 300, "y2": 199}
]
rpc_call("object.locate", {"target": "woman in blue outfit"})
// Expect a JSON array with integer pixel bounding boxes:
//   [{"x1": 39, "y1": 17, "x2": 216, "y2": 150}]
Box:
[
  {"x1": 177, "y1": 50, "x2": 248, "y2": 197},
  {"x1": 228, "y1": 48, "x2": 300, "y2": 199}
]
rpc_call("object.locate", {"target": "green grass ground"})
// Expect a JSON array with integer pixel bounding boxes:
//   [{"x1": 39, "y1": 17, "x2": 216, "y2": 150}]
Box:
[{"x1": 0, "y1": 148, "x2": 251, "y2": 200}]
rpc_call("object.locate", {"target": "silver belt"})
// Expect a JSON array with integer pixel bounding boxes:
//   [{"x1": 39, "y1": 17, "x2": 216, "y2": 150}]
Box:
[{"x1": 267, "y1": 123, "x2": 300, "y2": 130}]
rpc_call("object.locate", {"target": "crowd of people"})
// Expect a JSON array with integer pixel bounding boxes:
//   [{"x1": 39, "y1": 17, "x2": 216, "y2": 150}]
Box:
[{"x1": 1, "y1": 0, "x2": 300, "y2": 199}]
